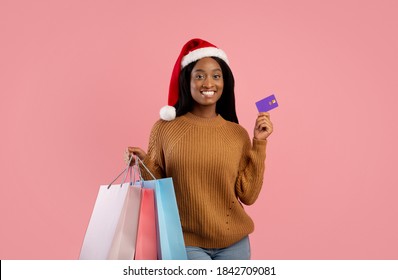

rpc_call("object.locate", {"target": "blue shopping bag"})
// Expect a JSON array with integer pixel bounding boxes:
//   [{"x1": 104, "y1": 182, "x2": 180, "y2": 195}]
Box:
[{"x1": 143, "y1": 178, "x2": 187, "y2": 260}]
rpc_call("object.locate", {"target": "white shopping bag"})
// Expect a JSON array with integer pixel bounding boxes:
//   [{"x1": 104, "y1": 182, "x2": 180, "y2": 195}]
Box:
[
  {"x1": 108, "y1": 183, "x2": 141, "y2": 259},
  {"x1": 79, "y1": 177, "x2": 142, "y2": 259}
]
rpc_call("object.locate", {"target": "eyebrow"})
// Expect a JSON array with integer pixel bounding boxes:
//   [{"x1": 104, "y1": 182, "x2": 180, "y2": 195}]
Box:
[{"x1": 192, "y1": 68, "x2": 222, "y2": 72}]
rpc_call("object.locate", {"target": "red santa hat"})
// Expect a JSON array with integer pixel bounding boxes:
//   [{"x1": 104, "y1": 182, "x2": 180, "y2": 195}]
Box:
[{"x1": 160, "y1": 38, "x2": 229, "y2": 121}]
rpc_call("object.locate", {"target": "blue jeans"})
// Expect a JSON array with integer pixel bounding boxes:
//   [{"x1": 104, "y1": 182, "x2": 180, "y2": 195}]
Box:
[{"x1": 185, "y1": 236, "x2": 251, "y2": 260}]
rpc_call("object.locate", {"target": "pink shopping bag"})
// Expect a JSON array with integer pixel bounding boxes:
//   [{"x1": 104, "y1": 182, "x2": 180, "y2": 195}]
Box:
[{"x1": 134, "y1": 188, "x2": 157, "y2": 260}]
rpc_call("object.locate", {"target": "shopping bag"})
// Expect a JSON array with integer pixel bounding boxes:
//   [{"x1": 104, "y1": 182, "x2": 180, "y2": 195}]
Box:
[
  {"x1": 143, "y1": 178, "x2": 187, "y2": 260},
  {"x1": 134, "y1": 188, "x2": 157, "y2": 260},
  {"x1": 79, "y1": 167, "x2": 141, "y2": 260},
  {"x1": 107, "y1": 183, "x2": 141, "y2": 259}
]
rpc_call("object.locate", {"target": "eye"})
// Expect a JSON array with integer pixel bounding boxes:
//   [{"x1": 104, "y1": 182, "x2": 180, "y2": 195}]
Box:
[
  {"x1": 195, "y1": 74, "x2": 205, "y2": 80},
  {"x1": 213, "y1": 74, "x2": 222, "y2": 79}
]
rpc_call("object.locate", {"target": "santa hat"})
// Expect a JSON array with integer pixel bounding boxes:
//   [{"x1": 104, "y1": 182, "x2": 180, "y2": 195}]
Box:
[{"x1": 159, "y1": 38, "x2": 229, "y2": 121}]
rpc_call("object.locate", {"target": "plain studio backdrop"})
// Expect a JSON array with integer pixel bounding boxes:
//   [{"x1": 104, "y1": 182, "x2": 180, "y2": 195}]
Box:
[{"x1": 1, "y1": 0, "x2": 397, "y2": 259}]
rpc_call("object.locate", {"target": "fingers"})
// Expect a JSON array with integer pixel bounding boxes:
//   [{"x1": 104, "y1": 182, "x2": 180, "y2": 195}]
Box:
[
  {"x1": 256, "y1": 121, "x2": 273, "y2": 134},
  {"x1": 127, "y1": 147, "x2": 136, "y2": 155},
  {"x1": 124, "y1": 148, "x2": 133, "y2": 165},
  {"x1": 126, "y1": 147, "x2": 137, "y2": 158},
  {"x1": 255, "y1": 113, "x2": 272, "y2": 130},
  {"x1": 258, "y1": 112, "x2": 270, "y2": 118},
  {"x1": 125, "y1": 147, "x2": 147, "y2": 164},
  {"x1": 254, "y1": 113, "x2": 274, "y2": 140}
]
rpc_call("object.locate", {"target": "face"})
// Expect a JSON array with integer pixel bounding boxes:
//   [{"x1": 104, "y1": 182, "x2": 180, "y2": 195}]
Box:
[{"x1": 190, "y1": 57, "x2": 224, "y2": 109}]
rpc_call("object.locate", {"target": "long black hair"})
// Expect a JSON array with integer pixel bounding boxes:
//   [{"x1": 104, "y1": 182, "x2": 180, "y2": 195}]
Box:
[{"x1": 174, "y1": 57, "x2": 239, "y2": 124}]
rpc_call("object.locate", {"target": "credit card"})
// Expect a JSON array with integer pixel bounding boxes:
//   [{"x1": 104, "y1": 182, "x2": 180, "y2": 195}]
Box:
[{"x1": 255, "y1": 94, "x2": 279, "y2": 112}]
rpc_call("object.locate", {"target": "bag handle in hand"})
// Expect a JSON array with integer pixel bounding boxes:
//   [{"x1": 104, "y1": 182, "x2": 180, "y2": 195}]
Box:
[
  {"x1": 107, "y1": 155, "x2": 135, "y2": 189},
  {"x1": 107, "y1": 155, "x2": 156, "y2": 189}
]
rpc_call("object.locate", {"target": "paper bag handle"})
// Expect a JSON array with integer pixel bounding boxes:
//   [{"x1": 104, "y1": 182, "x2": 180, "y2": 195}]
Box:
[
  {"x1": 107, "y1": 155, "x2": 135, "y2": 189},
  {"x1": 107, "y1": 156, "x2": 156, "y2": 189},
  {"x1": 136, "y1": 156, "x2": 157, "y2": 181}
]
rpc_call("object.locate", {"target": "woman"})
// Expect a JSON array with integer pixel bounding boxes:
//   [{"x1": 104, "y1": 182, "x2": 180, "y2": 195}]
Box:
[{"x1": 126, "y1": 38, "x2": 273, "y2": 260}]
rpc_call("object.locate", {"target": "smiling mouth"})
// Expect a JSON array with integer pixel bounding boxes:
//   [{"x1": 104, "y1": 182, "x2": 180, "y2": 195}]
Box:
[{"x1": 201, "y1": 90, "x2": 215, "y2": 97}]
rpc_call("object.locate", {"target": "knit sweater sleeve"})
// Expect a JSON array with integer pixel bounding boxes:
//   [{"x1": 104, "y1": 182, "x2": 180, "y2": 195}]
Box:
[
  {"x1": 235, "y1": 135, "x2": 268, "y2": 205},
  {"x1": 140, "y1": 120, "x2": 166, "y2": 180}
]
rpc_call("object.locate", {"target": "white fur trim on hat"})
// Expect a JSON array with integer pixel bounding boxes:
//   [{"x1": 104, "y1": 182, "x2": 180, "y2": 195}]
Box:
[
  {"x1": 160, "y1": 105, "x2": 176, "y2": 121},
  {"x1": 181, "y1": 47, "x2": 229, "y2": 68}
]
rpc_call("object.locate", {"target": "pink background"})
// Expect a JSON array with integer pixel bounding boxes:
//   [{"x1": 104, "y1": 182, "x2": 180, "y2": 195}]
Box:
[{"x1": 1, "y1": 0, "x2": 397, "y2": 259}]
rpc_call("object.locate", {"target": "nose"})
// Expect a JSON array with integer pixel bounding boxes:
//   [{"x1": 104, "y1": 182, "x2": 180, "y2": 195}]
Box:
[{"x1": 202, "y1": 77, "x2": 214, "y2": 88}]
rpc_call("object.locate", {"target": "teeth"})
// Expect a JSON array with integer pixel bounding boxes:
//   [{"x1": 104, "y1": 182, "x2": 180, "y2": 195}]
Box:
[{"x1": 202, "y1": 91, "x2": 215, "y2": 96}]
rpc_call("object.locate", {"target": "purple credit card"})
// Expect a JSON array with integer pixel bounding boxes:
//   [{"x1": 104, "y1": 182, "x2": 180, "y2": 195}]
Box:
[{"x1": 255, "y1": 94, "x2": 279, "y2": 112}]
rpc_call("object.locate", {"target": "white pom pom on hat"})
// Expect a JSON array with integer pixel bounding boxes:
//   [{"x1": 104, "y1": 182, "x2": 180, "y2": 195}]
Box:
[
  {"x1": 160, "y1": 38, "x2": 229, "y2": 121},
  {"x1": 159, "y1": 105, "x2": 176, "y2": 121}
]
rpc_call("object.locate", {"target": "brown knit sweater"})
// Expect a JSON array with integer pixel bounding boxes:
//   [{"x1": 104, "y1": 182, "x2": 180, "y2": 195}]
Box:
[{"x1": 142, "y1": 112, "x2": 267, "y2": 248}]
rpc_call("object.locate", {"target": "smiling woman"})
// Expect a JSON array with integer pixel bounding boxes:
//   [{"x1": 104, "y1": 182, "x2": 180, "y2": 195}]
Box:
[
  {"x1": 126, "y1": 38, "x2": 273, "y2": 260},
  {"x1": 177, "y1": 55, "x2": 238, "y2": 123},
  {"x1": 188, "y1": 57, "x2": 225, "y2": 117},
  {"x1": 191, "y1": 57, "x2": 224, "y2": 104}
]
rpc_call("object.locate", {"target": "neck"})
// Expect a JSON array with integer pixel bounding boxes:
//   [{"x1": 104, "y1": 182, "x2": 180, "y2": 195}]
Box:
[{"x1": 190, "y1": 105, "x2": 217, "y2": 119}]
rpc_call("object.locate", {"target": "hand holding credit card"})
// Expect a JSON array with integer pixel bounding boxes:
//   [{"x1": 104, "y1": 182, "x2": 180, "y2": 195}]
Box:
[{"x1": 255, "y1": 94, "x2": 279, "y2": 112}]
